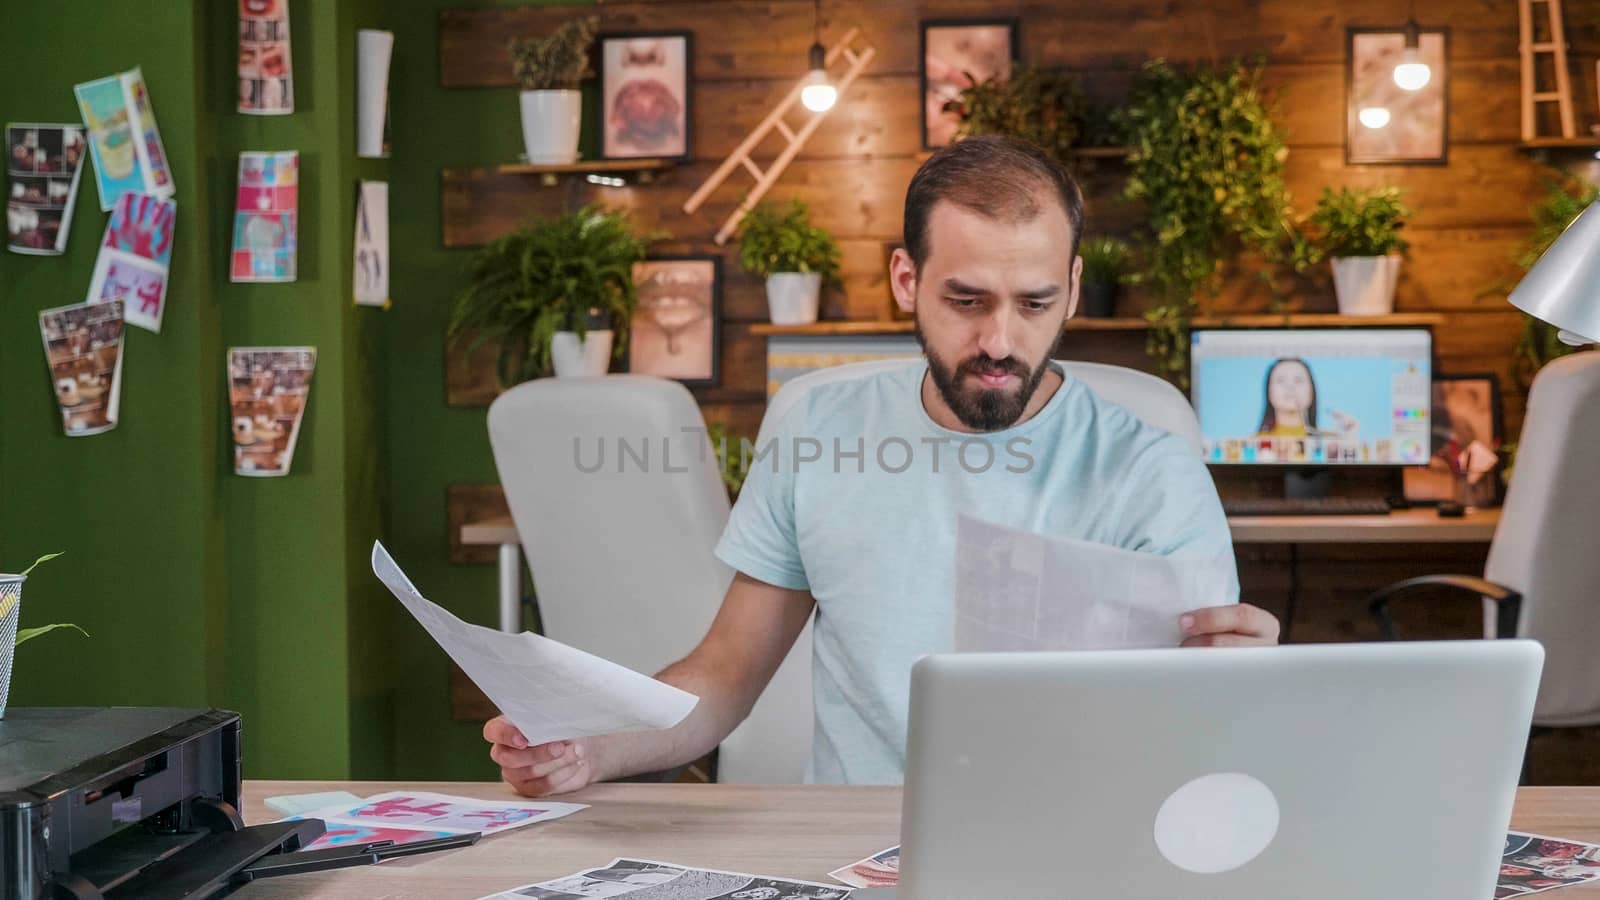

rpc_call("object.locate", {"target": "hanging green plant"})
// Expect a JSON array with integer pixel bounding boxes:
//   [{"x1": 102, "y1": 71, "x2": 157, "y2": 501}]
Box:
[
  {"x1": 1116, "y1": 59, "x2": 1309, "y2": 385},
  {"x1": 945, "y1": 65, "x2": 1098, "y2": 166}
]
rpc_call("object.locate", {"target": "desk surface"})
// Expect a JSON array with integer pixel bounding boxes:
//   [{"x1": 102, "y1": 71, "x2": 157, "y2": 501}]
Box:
[
  {"x1": 236, "y1": 781, "x2": 1600, "y2": 898},
  {"x1": 461, "y1": 508, "x2": 1503, "y2": 548}
]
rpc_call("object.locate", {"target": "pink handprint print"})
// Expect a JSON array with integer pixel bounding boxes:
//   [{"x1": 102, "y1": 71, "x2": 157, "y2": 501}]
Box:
[{"x1": 105, "y1": 193, "x2": 175, "y2": 266}]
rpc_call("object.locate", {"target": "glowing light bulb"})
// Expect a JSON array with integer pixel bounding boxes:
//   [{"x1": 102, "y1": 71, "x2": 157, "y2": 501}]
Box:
[
  {"x1": 1393, "y1": 56, "x2": 1432, "y2": 91},
  {"x1": 1359, "y1": 106, "x2": 1392, "y2": 129},
  {"x1": 801, "y1": 77, "x2": 837, "y2": 112}
]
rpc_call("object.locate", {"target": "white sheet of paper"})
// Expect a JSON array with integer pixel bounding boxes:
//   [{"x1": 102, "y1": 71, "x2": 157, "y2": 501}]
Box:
[
  {"x1": 372, "y1": 542, "x2": 699, "y2": 745},
  {"x1": 264, "y1": 790, "x2": 364, "y2": 817},
  {"x1": 954, "y1": 513, "x2": 1236, "y2": 652}
]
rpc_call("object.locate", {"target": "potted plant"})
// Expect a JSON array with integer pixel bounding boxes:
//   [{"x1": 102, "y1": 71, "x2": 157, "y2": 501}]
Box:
[
  {"x1": 1308, "y1": 186, "x2": 1411, "y2": 316},
  {"x1": 449, "y1": 206, "x2": 650, "y2": 382},
  {"x1": 737, "y1": 200, "x2": 841, "y2": 325},
  {"x1": 509, "y1": 16, "x2": 597, "y2": 165},
  {"x1": 946, "y1": 65, "x2": 1094, "y2": 165},
  {"x1": 1078, "y1": 237, "x2": 1131, "y2": 318},
  {"x1": 1, "y1": 552, "x2": 81, "y2": 719}
]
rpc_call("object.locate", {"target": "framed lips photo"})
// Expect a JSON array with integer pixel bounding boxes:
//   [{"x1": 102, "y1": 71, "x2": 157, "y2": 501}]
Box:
[{"x1": 599, "y1": 31, "x2": 693, "y2": 162}]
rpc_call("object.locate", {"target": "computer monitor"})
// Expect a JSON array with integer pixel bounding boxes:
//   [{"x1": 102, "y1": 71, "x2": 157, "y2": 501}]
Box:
[{"x1": 1190, "y1": 328, "x2": 1433, "y2": 467}]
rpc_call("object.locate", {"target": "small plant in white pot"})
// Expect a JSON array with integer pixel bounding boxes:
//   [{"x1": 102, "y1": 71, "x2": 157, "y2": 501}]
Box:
[
  {"x1": 509, "y1": 16, "x2": 597, "y2": 165},
  {"x1": 1309, "y1": 186, "x2": 1411, "y2": 316},
  {"x1": 449, "y1": 206, "x2": 650, "y2": 382},
  {"x1": 0, "y1": 552, "x2": 82, "y2": 719},
  {"x1": 738, "y1": 200, "x2": 841, "y2": 326}
]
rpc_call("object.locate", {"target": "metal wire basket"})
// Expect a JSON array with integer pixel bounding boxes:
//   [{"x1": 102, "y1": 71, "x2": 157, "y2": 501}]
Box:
[{"x1": 0, "y1": 575, "x2": 24, "y2": 719}]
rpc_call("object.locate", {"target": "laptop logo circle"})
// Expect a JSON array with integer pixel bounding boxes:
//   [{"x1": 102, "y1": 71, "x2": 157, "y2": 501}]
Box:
[{"x1": 1153, "y1": 772, "x2": 1280, "y2": 874}]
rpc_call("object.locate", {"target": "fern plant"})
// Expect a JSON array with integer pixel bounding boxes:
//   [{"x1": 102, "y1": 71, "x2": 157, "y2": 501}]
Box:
[
  {"x1": 509, "y1": 16, "x2": 597, "y2": 91},
  {"x1": 737, "y1": 200, "x2": 841, "y2": 280},
  {"x1": 448, "y1": 207, "x2": 651, "y2": 386},
  {"x1": 1307, "y1": 187, "x2": 1411, "y2": 258}
]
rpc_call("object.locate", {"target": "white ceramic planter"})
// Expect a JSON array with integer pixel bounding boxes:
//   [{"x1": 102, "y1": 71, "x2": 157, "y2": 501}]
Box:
[
  {"x1": 1331, "y1": 255, "x2": 1402, "y2": 316},
  {"x1": 765, "y1": 272, "x2": 823, "y2": 325},
  {"x1": 0, "y1": 575, "x2": 24, "y2": 720},
  {"x1": 519, "y1": 90, "x2": 582, "y2": 165},
  {"x1": 550, "y1": 330, "x2": 613, "y2": 378}
]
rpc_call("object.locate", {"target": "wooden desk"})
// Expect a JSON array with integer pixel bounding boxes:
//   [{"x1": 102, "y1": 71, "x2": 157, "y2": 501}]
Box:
[
  {"x1": 1228, "y1": 507, "x2": 1502, "y2": 544},
  {"x1": 235, "y1": 781, "x2": 1600, "y2": 898},
  {"x1": 460, "y1": 509, "x2": 1503, "y2": 634}
]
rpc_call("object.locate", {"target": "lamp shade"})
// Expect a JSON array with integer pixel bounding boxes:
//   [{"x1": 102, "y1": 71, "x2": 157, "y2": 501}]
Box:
[{"x1": 1510, "y1": 200, "x2": 1600, "y2": 345}]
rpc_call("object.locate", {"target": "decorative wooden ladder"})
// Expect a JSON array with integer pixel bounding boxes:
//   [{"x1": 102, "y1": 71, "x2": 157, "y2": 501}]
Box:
[
  {"x1": 681, "y1": 27, "x2": 877, "y2": 245},
  {"x1": 1519, "y1": 0, "x2": 1578, "y2": 140}
]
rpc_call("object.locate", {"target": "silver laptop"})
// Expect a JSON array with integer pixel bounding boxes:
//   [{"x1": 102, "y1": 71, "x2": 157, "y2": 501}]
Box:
[{"x1": 859, "y1": 640, "x2": 1542, "y2": 899}]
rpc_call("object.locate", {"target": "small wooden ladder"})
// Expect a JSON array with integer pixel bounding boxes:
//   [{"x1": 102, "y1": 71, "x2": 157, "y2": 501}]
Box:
[
  {"x1": 1519, "y1": 0, "x2": 1578, "y2": 140},
  {"x1": 681, "y1": 27, "x2": 876, "y2": 245}
]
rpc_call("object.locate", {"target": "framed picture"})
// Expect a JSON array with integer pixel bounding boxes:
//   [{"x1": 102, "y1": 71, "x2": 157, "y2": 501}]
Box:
[
  {"x1": 1402, "y1": 373, "x2": 1503, "y2": 506},
  {"x1": 920, "y1": 19, "x2": 1018, "y2": 150},
  {"x1": 628, "y1": 256, "x2": 720, "y2": 386},
  {"x1": 599, "y1": 31, "x2": 692, "y2": 161},
  {"x1": 1346, "y1": 27, "x2": 1450, "y2": 165}
]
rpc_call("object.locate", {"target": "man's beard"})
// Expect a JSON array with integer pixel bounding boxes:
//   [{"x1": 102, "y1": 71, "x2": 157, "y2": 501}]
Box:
[{"x1": 915, "y1": 318, "x2": 1052, "y2": 432}]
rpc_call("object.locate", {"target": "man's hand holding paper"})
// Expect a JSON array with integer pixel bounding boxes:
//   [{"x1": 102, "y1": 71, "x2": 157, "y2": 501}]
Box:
[{"x1": 955, "y1": 513, "x2": 1276, "y2": 652}]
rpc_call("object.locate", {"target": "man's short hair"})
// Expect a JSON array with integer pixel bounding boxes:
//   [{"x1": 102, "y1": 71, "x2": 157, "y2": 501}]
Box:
[{"x1": 902, "y1": 135, "x2": 1086, "y2": 271}]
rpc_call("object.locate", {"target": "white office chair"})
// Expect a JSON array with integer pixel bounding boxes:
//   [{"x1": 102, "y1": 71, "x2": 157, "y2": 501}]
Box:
[
  {"x1": 723, "y1": 358, "x2": 1206, "y2": 784},
  {"x1": 486, "y1": 375, "x2": 805, "y2": 784},
  {"x1": 1370, "y1": 352, "x2": 1600, "y2": 750}
]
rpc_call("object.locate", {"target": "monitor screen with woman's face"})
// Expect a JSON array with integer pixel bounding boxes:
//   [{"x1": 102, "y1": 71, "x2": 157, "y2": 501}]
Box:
[{"x1": 1190, "y1": 328, "x2": 1433, "y2": 466}]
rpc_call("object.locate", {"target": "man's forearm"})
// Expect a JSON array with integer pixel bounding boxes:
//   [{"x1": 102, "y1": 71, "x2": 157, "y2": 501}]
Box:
[{"x1": 583, "y1": 650, "x2": 758, "y2": 783}]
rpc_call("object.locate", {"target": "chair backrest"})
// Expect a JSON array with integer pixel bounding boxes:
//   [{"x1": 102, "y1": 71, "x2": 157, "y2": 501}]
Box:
[
  {"x1": 729, "y1": 357, "x2": 1205, "y2": 784},
  {"x1": 487, "y1": 376, "x2": 730, "y2": 678},
  {"x1": 488, "y1": 375, "x2": 810, "y2": 784},
  {"x1": 1485, "y1": 351, "x2": 1600, "y2": 726}
]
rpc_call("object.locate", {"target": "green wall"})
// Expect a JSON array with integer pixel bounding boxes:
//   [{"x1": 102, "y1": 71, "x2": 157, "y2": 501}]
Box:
[
  {"x1": 384, "y1": 0, "x2": 558, "y2": 781},
  {"x1": 1, "y1": 0, "x2": 393, "y2": 779}
]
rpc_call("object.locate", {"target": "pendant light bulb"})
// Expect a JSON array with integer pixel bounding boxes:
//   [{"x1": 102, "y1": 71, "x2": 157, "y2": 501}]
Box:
[
  {"x1": 1393, "y1": 20, "x2": 1432, "y2": 91},
  {"x1": 800, "y1": 0, "x2": 836, "y2": 112}
]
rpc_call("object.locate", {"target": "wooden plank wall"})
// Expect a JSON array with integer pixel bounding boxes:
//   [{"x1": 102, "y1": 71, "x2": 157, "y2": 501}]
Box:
[{"x1": 439, "y1": 0, "x2": 1599, "y2": 633}]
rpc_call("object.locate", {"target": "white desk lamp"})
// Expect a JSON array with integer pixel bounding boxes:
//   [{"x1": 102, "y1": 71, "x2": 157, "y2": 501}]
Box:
[{"x1": 1510, "y1": 199, "x2": 1600, "y2": 346}]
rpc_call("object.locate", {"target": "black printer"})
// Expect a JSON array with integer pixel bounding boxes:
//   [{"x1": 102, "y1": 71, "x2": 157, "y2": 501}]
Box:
[{"x1": 0, "y1": 708, "x2": 320, "y2": 899}]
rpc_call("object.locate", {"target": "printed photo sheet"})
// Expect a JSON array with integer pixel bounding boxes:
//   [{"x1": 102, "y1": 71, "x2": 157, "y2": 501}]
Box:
[
  {"x1": 231, "y1": 150, "x2": 297, "y2": 282},
  {"x1": 6, "y1": 124, "x2": 86, "y2": 255},
  {"x1": 287, "y1": 790, "x2": 586, "y2": 851},
  {"x1": 954, "y1": 513, "x2": 1237, "y2": 652},
  {"x1": 372, "y1": 542, "x2": 699, "y2": 746},
  {"x1": 828, "y1": 847, "x2": 899, "y2": 889},
  {"x1": 1499, "y1": 832, "x2": 1600, "y2": 897},
  {"x1": 480, "y1": 858, "x2": 853, "y2": 900},
  {"x1": 353, "y1": 181, "x2": 388, "y2": 307},
  {"x1": 239, "y1": 0, "x2": 294, "y2": 115},
  {"x1": 39, "y1": 300, "x2": 124, "y2": 437},
  {"x1": 74, "y1": 67, "x2": 174, "y2": 211},
  {"x1": 87, "y1": 192, "x2": 175, "y2": 332},
  {"x1": 228, "y1": 347, "x2": 315, "y2": 476}
]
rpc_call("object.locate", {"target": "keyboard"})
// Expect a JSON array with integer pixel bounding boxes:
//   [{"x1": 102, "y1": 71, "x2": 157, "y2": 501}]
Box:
[{"x1": 1222, "y1": 497, "x2": 1394, "y2": 517}]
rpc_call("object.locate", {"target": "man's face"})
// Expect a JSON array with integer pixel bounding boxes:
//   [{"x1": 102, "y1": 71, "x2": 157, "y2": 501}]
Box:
[{"x1": 891, "y1": 199, "x2": 1081, "y2": 432}]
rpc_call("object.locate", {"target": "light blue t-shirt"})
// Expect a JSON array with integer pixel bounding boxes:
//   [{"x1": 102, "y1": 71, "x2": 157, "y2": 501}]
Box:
[{"x1": 713, "y1": 362, "x2": 1238, "y2": 785}]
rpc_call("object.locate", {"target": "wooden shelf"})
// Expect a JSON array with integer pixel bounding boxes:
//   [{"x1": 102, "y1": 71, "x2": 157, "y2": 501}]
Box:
[
  {"x1": 751, "y1": 312, "x2": 1445, "y2": 337},
  {"x1": 494, "y1": 158, "x2": 677, "y2": 185},
  {"x1": 914, "y1": 146, "x2": 1131, "y2": 163},
  {"x1": 1517, "y1": 137, "x2": 1600, "y2": 150}
]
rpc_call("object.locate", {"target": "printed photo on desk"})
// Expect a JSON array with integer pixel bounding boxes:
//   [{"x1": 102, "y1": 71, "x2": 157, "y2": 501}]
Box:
[
  {"x1": 484, "y1": 857, "x2": 850, "y2": 900},
  {"x1": 289, "y1": 790, "x2": 585, "y2": 847},
  {"x1": 6, "y1": 123, "x2": 85, "y2": 255}
]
